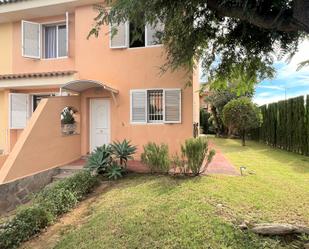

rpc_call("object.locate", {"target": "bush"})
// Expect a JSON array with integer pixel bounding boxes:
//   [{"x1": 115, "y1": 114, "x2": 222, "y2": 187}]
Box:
[
  {"x1": 105, "y1": 162, "x2": 124, "y2": 180},
  {"x1": 181, "y1": 137, "x2": 215, "y2": 175},
  {"x1": 86, "y1": 144, "x2": 113, "y2": 174},
  {"x1": 141, "y1": 142, "x2": 170, "y2": 173},
  {"x1": 200, "y1": 108, "x2": 210, "y2": 134},
  {"x1": 35, "y1": 170, "x2": 98, "y2": 216},
  {"x1": 111, "y1": 139, "x2": 137, "y2": 167},
  {"x1": 223, "y1": 97, "x2": 262, "y2": 146},
  {"x1": 0, "y1": 170, "x2": 98, "y2": 249},
  {"x1": 86, "y1": 140, "x2": 137, "y2": 174},
  {"x1": 0, "y1": 206, "x2": 52, "y2": 249}
]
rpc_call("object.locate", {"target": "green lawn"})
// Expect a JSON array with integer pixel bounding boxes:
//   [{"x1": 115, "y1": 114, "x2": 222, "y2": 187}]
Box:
[{"x1": 54, "y1": 138, "x2": 309, "y2": 249}]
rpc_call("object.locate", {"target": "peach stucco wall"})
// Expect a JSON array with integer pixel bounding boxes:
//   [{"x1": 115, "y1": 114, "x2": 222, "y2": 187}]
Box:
[
  {"x1": 2, "y1": 3, "x2": 198, "y2": 176},
  {"x1": 75, "y1": 5, "x2": 194, "y2": 156},
  {"x1": 0, "y1": 23, "x2": 12, "y2": 74},
  {"x1": 0, "y1": 96, "x2": 81, "y2": 183},
  {"x1": 0, "y1": 155, "x2": 8, "y2": 170}
]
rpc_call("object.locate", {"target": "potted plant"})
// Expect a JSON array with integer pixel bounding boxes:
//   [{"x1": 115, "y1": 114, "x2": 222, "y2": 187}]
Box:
[{"x1": 61, "y1": 107, "x2": 77, "y2": 135}]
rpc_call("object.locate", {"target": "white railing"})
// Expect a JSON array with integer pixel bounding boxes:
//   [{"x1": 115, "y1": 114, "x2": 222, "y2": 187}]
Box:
[{"x1": 0, "y1": 128, "x2": 9, "y2": 155}]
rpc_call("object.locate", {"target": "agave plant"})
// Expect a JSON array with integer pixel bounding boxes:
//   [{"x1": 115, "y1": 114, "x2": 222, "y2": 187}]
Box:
[
  {"x1": 86, "y1": 144, "x2": 113, "y2": 174},
  {"x1": 105, "y1": 161, "x2": 124, "y2": 180},
  {"x1": 111, "y1": 140, "x2": 137, "y2": 167}
]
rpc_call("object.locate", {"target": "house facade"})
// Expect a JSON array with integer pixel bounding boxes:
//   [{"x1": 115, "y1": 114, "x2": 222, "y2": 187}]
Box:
[{"x1": 0, "y1": 0, "x2": 200, "y2": 183}]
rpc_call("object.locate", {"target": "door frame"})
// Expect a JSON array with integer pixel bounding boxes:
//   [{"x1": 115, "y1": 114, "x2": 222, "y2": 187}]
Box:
[{"x1": 89, "y1": 98, "x2": 111, "y2": 152}]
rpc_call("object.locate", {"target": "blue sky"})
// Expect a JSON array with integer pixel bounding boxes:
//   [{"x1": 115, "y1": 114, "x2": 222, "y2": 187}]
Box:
[{"x1": 253, "y1": 39, "x2": 309, "y2": 106}]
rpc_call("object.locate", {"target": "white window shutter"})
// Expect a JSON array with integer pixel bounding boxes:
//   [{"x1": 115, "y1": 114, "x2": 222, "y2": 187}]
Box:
[
  {"x1": 110, "y1": 21, "x2": 128, "y2": 48},
  {"x1": 146, "y1": 21, "x2": 164, "y2": 46},
  {"x1": 66, "y1": 11, "x2": 69, "y2": 57},
  {"x1": 164, "y1": 89, "x2": 181, "y2": 123},
  {"x1": 131, "y1": 90, "x2": 147, "y2": 123},
  {"x1": 22, "y1": 20, "x2": 41, "y2": 59},
  {"x1": 9, "y1": 93, "x2": 30, "y2": 129}
]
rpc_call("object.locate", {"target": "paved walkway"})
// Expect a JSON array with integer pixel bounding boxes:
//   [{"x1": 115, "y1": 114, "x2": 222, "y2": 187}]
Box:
[
  {"x1": 204, "y1": 141, "x2": 239, "y2": 176},
  {"x1": 67, "y1": 141, "x2": 239, "y2": 176}
]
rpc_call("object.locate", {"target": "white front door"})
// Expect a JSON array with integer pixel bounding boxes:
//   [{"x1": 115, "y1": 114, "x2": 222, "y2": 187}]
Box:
[{"x1": 90, "y1": 99, "x2": 110, "y2": 152}]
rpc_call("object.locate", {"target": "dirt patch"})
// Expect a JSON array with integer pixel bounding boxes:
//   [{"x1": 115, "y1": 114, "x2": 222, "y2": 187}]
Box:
[{"x1": 20, "y1": 181, "x2": 112, "y2": 249}]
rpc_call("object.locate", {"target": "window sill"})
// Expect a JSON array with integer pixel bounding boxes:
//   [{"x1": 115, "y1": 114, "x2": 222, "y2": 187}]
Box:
[{"x1": 41, "y1": 56, "x2": 69, "y2": 61}]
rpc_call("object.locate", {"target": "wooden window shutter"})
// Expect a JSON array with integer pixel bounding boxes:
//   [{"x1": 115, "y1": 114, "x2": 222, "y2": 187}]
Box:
[
  {"x1": 21, "y1": 20, "x2": 41, "y2": 59},
  {"x1": 9, "y1": 93, "x2": 30, "y2": 129},
  {"x1": 164, "y1": 89, "x2": 181, "y2": 123},
  {"x1": 130, "y1": 90, "x2": 147, "y2": 123},
  {"x1": 110, "y1": 21, "x2": 129, "y2": 48}
]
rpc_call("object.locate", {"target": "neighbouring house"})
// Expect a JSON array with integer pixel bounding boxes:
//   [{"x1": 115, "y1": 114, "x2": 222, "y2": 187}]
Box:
[{"x1": 0, "y1": 0, "x2": 200, "y2": 184}]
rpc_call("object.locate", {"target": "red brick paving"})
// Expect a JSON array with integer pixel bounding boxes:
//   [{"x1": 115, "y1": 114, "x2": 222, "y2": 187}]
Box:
[
  {"x1": 66, "y1": 142, "x2": 239, "y2": 176},
  {"x1": 204, "y1": 141, "x2": 239, "y2": 176}
]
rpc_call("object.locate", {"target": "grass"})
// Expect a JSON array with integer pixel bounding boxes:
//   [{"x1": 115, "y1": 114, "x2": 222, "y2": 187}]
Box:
[{"x1": 50, "y1": 138, "x2": 309, "y2": 248}]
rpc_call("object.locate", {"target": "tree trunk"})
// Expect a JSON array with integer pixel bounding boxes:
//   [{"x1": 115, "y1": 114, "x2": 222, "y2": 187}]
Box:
[{"x1": 242, "y1": 130, "x2": 246, "y2": 146}]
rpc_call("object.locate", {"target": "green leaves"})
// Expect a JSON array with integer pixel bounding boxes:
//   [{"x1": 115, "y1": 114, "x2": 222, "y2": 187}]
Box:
[
  {"x1": 105, "y1": 162, "x2": 124, "y2": 180},
  {"x1": 181, "y1": 137, "x2": 215, "y2": 175},
  {"x1": 86, "y1": 0, "x2": 305, "y2": 91},
  {"x1": 141, "y1": 142, "x2": 170, "y2": 173},
  {"x1": 110, "y1": 139, "x2": 137, "y2": 167},
  {"x1": 86, "y1": 140, "x2": 137, "y2": 175},
  {"x1": 86, "y1": 144, "x2": 113, "y2": 174},
  {"x1": 223, "y1": 97, "x2": 262, "y2": 145},
  {"x1": 256, "y1": 95, "x2": 309, "y2": 155}
]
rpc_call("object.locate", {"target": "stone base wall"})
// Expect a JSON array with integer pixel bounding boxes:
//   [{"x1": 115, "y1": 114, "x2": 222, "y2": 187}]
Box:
[{"x1": 0, "y1": 168, "x2": 59, "y2": 215}]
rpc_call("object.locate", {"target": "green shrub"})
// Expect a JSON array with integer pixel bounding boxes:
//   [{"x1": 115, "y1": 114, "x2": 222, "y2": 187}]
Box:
[
  {"x1": 200, "y1": 108, "x2": 210, "y2": 134},
  {"x1": 0, "y1": 170, "x2": 98, "y2": 249},
  {"x1": 35, "y1": 170, "x2": 98, "y2": 216},
  {"x1": 141, "y1": 142, "x2": 170, "y2": 173},
  {"x1": 105, "y1": 162, "x2": 124, "y2": 180},
  {"x1": 35, "y1": 186, "x2": 78, "y2": 216},
  {"x1": 111, "y1": 139, "x2": 137, "y2": 167},
  {"x1": 86, "y1": 144, "x2": 113, "y2": 174},
  {"x1": 0, "y1": 206, "x2": 52, "y2": 249},
  {"x1": 181, "y1": 137, "x2": 215, "y2": 175},
  {"x1": 56, "y1": 170, "x2": 99, "y2": 200}
]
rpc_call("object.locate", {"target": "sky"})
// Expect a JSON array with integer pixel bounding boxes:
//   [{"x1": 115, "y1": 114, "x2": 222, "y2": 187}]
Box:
[{"x1": 253, "y1": 40, "x2": 309, "y2": 106}]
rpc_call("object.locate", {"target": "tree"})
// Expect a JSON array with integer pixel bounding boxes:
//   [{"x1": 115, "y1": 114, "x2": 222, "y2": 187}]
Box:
[
  {"x1": 222, "y1": 97, "x2": 262, "y2": 146},
  {"x1": 89, "y1": 0, "x2": 307, "y2": 91},
  {"x1": 204, "y1": 84, "x2": 253, "y2": 136}
]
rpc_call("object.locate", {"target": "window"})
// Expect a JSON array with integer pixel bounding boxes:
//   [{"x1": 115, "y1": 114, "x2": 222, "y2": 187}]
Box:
[
  {"x1": 9, "y1": 93, "x2": 56, "y2": 129},
  {"x1": 130, "y1": 89, "x2": 181, "y2": 124},
  {"x1": 147, "y1": 90, "x2": 163, "y2": 123},
  {"x1": 43, "y1": 24, "x2": 67, "y2": 58},
  {"x1": 110, "y1": 20, "x2": 164, "y2": 49},
  {"x1": 129, "y1": 21, "x2": 145, "y2": 48},
  {"x1": 21, "y1": 12, "x2": 69, "y2": 59}
]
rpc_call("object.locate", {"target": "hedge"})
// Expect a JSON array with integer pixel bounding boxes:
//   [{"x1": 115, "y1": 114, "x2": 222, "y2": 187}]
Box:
[
  {"x1": 0, "y1": 170, "x2": 98, "y2": 249},
  {"x1": 253, "y1": 95, "x2": 309, "y2": 155}
]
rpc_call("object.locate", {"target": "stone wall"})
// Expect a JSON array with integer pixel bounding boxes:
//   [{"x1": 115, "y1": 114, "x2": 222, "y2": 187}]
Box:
[{"x1": 0, "y1": 168, "x2": 58, "y2": 215}]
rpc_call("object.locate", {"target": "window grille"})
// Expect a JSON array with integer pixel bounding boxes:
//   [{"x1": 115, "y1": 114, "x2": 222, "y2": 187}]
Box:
[{"x1": 147, "y1": 90, "x2": 163, "y2": 123}]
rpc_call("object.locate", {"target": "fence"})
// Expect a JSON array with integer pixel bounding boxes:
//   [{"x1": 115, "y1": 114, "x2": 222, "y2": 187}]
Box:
[{"x1": 252, "y1": 95, "x2": 309, "y2": 156}]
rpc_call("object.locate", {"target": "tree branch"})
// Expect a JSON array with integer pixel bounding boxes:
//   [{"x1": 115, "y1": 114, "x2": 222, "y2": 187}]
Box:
[{"x1": 206, "y1": 0, "x2": 309, "y2": 33}]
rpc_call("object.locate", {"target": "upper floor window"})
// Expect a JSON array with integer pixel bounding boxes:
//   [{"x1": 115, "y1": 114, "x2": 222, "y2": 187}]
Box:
[
  {"x1": 21, "y1": 12, "x2": 69, "y2": 59},
  {"x1": 43, "y1": 24, "x2": 67, "y2": 59},
  {"x1": 110, "y1": 21, "x2": 164, "y2": 49}
]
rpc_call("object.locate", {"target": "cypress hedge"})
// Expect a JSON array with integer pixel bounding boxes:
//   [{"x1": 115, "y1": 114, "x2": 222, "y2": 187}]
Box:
[{"x1": 254, "y1": 95, "x2": 309, "y2": 156}]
